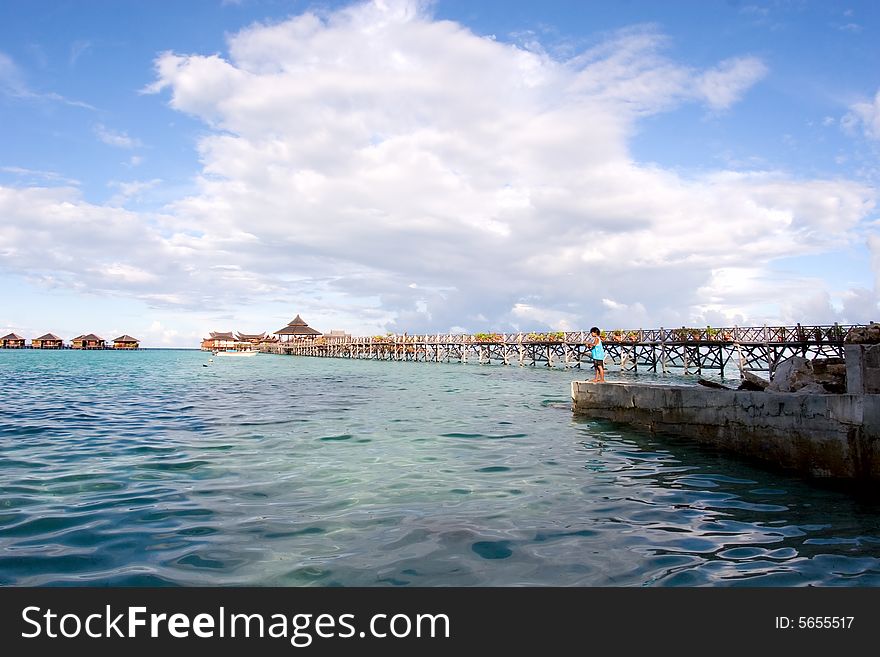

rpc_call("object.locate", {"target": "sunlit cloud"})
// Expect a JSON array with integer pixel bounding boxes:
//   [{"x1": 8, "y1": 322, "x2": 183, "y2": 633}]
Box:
[{"x1": 2, "y1": 0, "x2": 877, "y2": 339}]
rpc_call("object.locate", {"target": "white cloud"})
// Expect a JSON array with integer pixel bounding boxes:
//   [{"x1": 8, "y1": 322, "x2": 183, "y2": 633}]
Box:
[
  {"x1": 843, "y1": 89, "x2": 880, "y2": 141},
  {"x1": 695, "y1": 56, "x2": 768, "y2": 111},
  {"x1": 107, "y1": 178, "x2": 162, "y2": 206},
  {"x1": 0, "y1": 51, "x2": 27, "y2": 95},
  {"x1": 1, "y1": 166, "x2": 80, "y2": 186},
  {"x1": 98, "y1": 263, "x2": 158, "y2": 284},
  {"x1": 840, "y1": 288, "x2": 878, "y2": 323},
  {"x1": 3, "y1": 0, "x2": 877, "y2": 340},
  {"x1": 0, "y1": 50, "x2": 95, "y2": 109},
  {"x1": 94, "y1": 124, "x2": 143, "y2": 149},
  {"x1": 143, "y1": 320, "x2": 186, "y2": 346},
  {"x1": 836, "y1": 23, "x2": 862, "y2": 33},
  {"x1": 70, "y1": 40, "x2": 92, "y2": 67}
]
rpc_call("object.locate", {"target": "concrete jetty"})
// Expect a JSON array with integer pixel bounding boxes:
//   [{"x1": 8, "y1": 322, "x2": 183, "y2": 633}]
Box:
[{"x1": 571, "y1": 344, "x2": 880, "y2": 481}]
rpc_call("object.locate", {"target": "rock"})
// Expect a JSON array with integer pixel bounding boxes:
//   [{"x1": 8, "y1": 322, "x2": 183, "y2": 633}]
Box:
[
  {"x1": 810, "y1": 359, "x2": 847, "y2": 393},
  {"x1": 846, "y1": 322, "x2": 880, "y2": 344},
  {"x1": 812, "y1": 358, "x2": 844, "y2": 375},
  {"x1": 738, "y1": 371, "x2": 769, "y2": 391},
  {"x1": 767, "y1": 356, "x2": 813, "y2": 393},
  {"x1": 767, "y1": 355, "x2": 848, "y2": 394},
  {"x1": 794, "y1": 382, "x2": 827, "y2": 395},
  {"x1": 698, "y1": 378, "x2": 730, "y2": 390}
]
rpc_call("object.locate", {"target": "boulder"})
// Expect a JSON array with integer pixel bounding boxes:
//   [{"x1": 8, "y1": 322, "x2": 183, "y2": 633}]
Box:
[
  {"x1": 767, "y1": 356, "x2": 814, "y2": 393},
  {"x1": 793, "y1": 382, "x2": 827, "y2": 395},
  {"x1": 810, "y1": 359, "x2": 847, "y2": 393},
  {"x1": 846, "y1": 322, "x2": 880, "y2": 344},
  {"x1": 767, "y1": 356, "x2": 848, "y2": 394}
]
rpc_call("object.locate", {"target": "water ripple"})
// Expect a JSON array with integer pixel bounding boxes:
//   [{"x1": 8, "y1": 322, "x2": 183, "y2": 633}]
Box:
[{"x1": 1, "y1": 349, "x2": 879, "y2": 586}]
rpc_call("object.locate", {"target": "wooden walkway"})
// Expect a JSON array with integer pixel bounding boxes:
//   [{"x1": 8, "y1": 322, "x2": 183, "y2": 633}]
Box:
[{"x1": 262, "y1": 324, "x2": 860, "y2": 377}]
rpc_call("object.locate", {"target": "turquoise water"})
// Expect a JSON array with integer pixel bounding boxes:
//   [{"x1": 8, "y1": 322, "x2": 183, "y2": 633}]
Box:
[{"x1": 1, "y1": 349, "x2": 878, "y2": 586}]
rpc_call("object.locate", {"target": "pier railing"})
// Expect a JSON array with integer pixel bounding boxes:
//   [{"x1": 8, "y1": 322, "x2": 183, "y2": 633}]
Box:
[{"x1": 260, "y1": 323, "x2": 866, "y2": 377}]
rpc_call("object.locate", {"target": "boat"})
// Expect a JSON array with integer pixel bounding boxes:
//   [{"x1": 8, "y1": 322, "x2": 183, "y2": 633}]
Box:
[{"x1": 215, "y1": 350, "x2": 257, "y2": 357}]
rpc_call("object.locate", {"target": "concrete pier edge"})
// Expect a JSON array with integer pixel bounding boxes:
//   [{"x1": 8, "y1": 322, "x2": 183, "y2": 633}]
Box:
[{"x1": 571, "y1": 344, "x2": 880, "y2": 481}]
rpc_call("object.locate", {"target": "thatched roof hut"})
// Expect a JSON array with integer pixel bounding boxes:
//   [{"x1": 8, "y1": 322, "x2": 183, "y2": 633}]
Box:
[
  {"x1": 201, "y1": 331, "x2": 237, "y2": 351},
  {"x1": 275, "y1": 315, "x2": 321, "y2": 340},
  {"x1": 71, "y1": 334, "x2": 105, "y2": 349},
  {"x1": 112, "y1": 335, "x2": 140, "y2": 349},
  {"x1": 0, "y1": 333, "x2": 26, "y2": 348},
  {"x1": 32, "y1": 333, "x2": 63, "y2": 349}
]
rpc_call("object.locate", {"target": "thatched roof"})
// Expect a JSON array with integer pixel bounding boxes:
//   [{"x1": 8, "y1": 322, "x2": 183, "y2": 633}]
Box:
[
  {"x1": 34, "y1": 333, "x2": 62, "y2": 341},
  {"x1": 235, "y1": 332, "x2": 266, "y2": 341},
  {"x1": 275, "y1": 314, "x2": 321, "y2": 335},
  {"x1": 1, "y1": 333, "x2": 25, "y2": 341},
  {"x1": 209, "y1": 331, "x2": 235, "y2": 340},
  {"x1": 113, "y1": 335, "x2": 139, "y2": 343},
  {"x1": 74, "y1": 334, "x2": 104, "y2": 342}
]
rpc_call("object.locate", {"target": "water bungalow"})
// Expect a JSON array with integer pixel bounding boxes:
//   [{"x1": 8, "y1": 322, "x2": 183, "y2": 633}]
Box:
[
  {"x1": 238, "y1": 331, "x2": 283, "y2": 351},
  {"x1": 235, "y1": 331, "x2": 266, "y2": 345},
  {"x1": 200, "y1": 331, "x2": 239, "y2": 352},
  {"x1": 31, "y1": 333, "x2": 64, "y2": 349},
  {"x1": 71, "y1": 334, "x2": 106, "y2": 350},
  {"x1": 274, "y1": 315, "x2": 321, "y2": 343},
  {"x1": 112, "y1": 335, "x2": 140, "y2": 349},
  {"x1": 0, "y1": 333, "x2": 26, "y2": 348}
]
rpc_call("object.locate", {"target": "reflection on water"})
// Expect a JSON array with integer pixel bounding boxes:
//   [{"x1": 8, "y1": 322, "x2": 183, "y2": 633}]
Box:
[{"x1": 0, "y1": 349, "x2": 878, "y2": 586}]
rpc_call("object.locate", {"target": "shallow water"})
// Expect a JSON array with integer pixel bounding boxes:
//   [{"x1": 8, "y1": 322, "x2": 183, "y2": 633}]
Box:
[{"x1": 1, "y1": 349, "x2": 878, "y2": 586}]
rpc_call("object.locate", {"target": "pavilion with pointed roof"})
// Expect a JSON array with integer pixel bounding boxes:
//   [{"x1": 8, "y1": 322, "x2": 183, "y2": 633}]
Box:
[{"x1": 274, "y1": 315, "x2": 321, "y2": 342}]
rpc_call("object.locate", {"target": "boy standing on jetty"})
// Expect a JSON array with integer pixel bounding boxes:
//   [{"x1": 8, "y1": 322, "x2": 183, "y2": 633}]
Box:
[{"x1": 586, "y1": 327, "x2": 605, "y2": 382}]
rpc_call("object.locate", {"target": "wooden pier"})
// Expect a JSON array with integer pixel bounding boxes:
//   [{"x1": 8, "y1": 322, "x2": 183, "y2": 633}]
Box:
[{"x1": 262, "y1": 323, "x2": 862, "y2": 377}]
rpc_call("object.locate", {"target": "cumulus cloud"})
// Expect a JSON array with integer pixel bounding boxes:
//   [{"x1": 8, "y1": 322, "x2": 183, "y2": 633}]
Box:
[
  {"x1": 0, "y1": 185, "x2": 282, "y2": 309},
  {"x1": 4, "y1": 0, "x2": 877, "y2": 338}
]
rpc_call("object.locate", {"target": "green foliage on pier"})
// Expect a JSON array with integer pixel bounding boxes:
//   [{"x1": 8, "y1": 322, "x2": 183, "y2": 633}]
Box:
[{"x1": 525, "y1": 331, "x2": 565, "y2": 341}]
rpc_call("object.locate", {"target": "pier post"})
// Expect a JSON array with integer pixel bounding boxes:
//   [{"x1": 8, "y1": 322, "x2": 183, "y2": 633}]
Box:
[{"x1": 660, "y1": 326, "x2": 667, "y2": 373}]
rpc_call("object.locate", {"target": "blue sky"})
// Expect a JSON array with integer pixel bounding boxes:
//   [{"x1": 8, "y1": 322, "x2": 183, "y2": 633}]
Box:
[{"x1": 1, "y1": 0, "x2": 878, "y2": 346}]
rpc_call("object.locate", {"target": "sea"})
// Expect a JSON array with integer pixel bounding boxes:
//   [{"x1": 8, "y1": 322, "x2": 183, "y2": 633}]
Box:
[{"x1": 1, "y1": 348, "x2": 878, "y2": 586}]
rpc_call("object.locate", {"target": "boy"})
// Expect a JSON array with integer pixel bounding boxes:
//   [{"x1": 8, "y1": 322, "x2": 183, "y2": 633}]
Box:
[{"x1": 586, "y1": 326, "x2": 605, "y2": 382}]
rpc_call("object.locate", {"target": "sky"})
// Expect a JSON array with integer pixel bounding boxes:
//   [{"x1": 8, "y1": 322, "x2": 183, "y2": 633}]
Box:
[{"x1": 1, "y1": 0, "x2": 878, "y2": 347}]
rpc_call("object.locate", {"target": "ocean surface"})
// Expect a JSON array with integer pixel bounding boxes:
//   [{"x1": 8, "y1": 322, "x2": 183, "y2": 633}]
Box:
[{"x1": 1, "y1": 348, "x2": 878, "y2": 587}]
